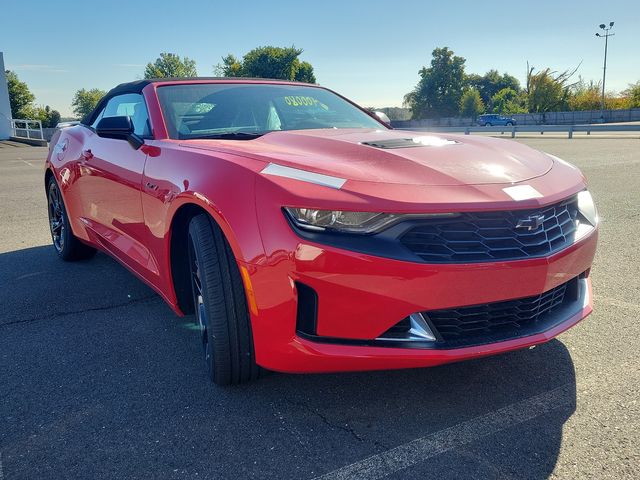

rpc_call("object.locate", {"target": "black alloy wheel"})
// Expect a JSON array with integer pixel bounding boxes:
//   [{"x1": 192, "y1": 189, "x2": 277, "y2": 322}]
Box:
[
  {"x1": 48, "y1": 180, "x2": 65, "y2": 253},
  {"x1": 46, "y1": 177, "x2": 96, "y2": 261}
]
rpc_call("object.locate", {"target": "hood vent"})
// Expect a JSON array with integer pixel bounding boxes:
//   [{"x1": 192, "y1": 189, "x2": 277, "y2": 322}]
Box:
[{"x1": 361, "y1": 137, "x2": 459, "y2": 149}]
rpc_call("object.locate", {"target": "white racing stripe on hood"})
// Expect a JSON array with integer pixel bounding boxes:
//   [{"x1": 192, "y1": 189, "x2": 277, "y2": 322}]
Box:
[{"x1": 261, "y1": 163, "x2": 346, "y2": 189}]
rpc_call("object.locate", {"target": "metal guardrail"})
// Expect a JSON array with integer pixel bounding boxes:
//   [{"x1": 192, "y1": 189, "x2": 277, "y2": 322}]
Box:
[
  {"x1": 11, "y1": 118, "x2": 44, "y2": 140},
  {"x1": 397, "y1": 124, "x2": 640, "y2": 139}
]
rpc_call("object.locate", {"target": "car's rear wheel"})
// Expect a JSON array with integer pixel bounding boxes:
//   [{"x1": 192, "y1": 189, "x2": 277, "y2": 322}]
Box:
[
  {"x1": 506, "y1": 122, "x2": 514, "y2": 126},
  {"x1": 47, "y1": 177, "x2": 96, "y2": 261},
  {"x1": 187, "y1": 213, "x2": 260, "y2": 385},
  {"x1": 484, "y1": 122, "x2": 492, "y2": 127}
]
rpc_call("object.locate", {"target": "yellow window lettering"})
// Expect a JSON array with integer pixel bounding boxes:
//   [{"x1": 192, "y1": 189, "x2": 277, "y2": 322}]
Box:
[{"x1": 283, "y1": 96, "x2": 321, "y2": 107}]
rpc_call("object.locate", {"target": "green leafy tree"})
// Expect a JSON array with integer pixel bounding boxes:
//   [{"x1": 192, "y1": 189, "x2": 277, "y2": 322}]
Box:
[
  {"x1": 605, "y1": 96, "x2": 630, "y2": 110},
  {"x1": 525, "y1": 64, "x2": 579, "y2": 113},
  {"x1": 35, "y1": 105, "x2": 61, "y2": 128},
  {"x1": 459, "y1": 89, "x2": 484, "y2": 118},
  {"x1": 622, "y1": 81, "x2": 640, "y2": 108},
  {"x1": 47, "y1": 108, "x2": 62, "y2": 127},
  {"x1": 491, "y1": 88, "x2": 527, "y2": 114},
  {"x1": 71, "y1": 88, "x2": 106, "y2": 120},
  {"x1": 22, "y1": 105, "x2": 62, "y2": 128},
  {"x1": 568, "y1": 79, "x2": 602, "y2": 111},
  {"x1": 144, "y1": 52, "x2": 197, "y2": 79},
  {"x1": 295, "y1": 61, "x2": 316, "y2": 83},
  {"x1": 215, "y1": 46, "x2": 316, "y2": 83},
  {"x1": 217, "y1": 54, "x2": 243, "y2": 77},
  {"x1": 467, "y1": 70, "x2": 521, "y2": 108},
  {"x1": 5, "y1": 70, "x2": 35, "y2": 118},
  {"x1": 404, "y1": 47, "x2": 467, "y2": 119}
]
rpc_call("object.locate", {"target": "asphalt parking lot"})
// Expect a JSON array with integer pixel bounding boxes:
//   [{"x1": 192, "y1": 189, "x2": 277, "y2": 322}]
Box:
[{"x1": 0, "y1": 137, "x2": 638, "y2": 479}]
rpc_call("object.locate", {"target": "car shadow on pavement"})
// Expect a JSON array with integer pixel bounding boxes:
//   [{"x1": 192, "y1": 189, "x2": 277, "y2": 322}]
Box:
[{"x1": 1, "y1": 245, "x2": 575, "y2": 480}]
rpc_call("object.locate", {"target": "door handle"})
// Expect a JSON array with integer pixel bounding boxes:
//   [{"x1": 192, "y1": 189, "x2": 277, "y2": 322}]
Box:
[{"x1": 81, "y1": 149, "x2": 93, "y2": 160}]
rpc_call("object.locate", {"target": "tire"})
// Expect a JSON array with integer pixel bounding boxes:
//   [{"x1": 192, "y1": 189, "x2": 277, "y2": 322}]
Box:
[
  {"x1": 485, "y1": 122, "x2": 492, "y2": 127},
  {"x1": 506, "y1": 122, "x2": 514, "y2": 126},
  {"x1": 187, "y1": 213, "x2": 260, "y2": 385},
  {"x1": 47, "y1": 176, "x2": 96, "y2": 261}
]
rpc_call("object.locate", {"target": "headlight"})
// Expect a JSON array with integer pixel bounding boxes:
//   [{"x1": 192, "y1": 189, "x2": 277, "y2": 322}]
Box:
[
  {"x1": 577, "y1": 190, "x2": 598, "y2": 226},
  {"x1": 283, "y1": 208, "x2": 456, "y2": 234}
]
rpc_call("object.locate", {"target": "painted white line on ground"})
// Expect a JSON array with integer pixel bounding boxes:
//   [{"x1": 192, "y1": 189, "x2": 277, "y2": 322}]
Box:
[
  {"x1": 314, "y1": 384, "x2": 573, "y2": 480},
  {"x1": 15, "y1": 271, "x2": 45, "y2": 281}
]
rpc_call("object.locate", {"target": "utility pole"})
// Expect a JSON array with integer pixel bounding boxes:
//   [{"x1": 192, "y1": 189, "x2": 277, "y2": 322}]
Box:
[{"x1": 595, "y1": 22, "x2": 615, "y2": 122}]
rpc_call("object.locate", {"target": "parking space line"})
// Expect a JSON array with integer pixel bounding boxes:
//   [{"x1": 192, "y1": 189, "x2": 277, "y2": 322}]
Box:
[{"x1": 314, "y1": 384, "x2": 573, "y2": 480}]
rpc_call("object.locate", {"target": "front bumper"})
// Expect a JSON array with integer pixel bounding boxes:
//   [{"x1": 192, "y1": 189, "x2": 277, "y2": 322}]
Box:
[
  {"x1": 282, "y1": 279, "x2": 590, "y2": 373},
  {"x1": 245, "y1": 206, "x2": 597, "y2": 373}
]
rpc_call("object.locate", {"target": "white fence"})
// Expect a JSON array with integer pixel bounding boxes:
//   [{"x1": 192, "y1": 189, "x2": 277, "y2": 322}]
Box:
[
  {"x1": 393, "y1": 108, "x2": 640, "y2": 128},
  {"x1": 396, "y1": 124, "x2": 640, "y2": 139},
  {"x1": 11, "y1": 119, "x2": 44, "y2": 140}
]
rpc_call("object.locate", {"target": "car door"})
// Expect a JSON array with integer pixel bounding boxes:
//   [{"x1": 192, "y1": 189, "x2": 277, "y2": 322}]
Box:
[{"x1": 76, "y1": 93, "x2": 156, "y2": 277}]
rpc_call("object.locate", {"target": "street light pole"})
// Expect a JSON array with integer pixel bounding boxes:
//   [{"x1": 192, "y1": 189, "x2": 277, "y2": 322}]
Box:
[{"x1": 596, "y1": 22, "x2": 615, "y2": 122}]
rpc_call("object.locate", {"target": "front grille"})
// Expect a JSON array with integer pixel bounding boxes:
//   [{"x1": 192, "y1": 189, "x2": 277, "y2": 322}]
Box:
[
  {"x1": 400, "y1": 197, "x2": 579, "y2": 263},
  {"x1": 424, "y1": 280, "x2": 573, "y2": 346}
]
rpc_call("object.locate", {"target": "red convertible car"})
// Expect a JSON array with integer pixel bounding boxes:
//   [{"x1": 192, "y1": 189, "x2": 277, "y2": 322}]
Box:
[{"x1": 45, "y1": 78, "x2": 598, "y2": 385}]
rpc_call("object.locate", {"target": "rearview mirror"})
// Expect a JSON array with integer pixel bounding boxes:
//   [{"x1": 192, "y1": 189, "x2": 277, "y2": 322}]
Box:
[
  {"x1": 95, "y1": 116, "x2": 144, "y2": 149},
  {"x1": 374, "y1": 111, "x2": 392, "y2": 127}
]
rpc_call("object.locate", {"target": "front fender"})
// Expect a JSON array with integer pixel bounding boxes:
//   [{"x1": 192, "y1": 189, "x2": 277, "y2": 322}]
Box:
[
  {"x1": 140, "y1": 143, "x2": 268, "y2": 312},
  {"x1": 165, "y1": 185, "x2": 265, "y2": 265}
]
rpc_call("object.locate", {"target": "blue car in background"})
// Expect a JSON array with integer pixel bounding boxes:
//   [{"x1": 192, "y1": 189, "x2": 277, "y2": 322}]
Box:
[{"x1": 478, "y1": 114, "x2": 516, "y2": 126}]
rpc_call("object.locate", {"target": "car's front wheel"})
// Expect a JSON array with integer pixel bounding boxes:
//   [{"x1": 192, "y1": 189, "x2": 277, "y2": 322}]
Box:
[
  {"x1": 187, "y1": 213, "x2": 260, "y2": 385},
  {"x1": 47, "y1": 176, "x2": 96, "y2": 261}
]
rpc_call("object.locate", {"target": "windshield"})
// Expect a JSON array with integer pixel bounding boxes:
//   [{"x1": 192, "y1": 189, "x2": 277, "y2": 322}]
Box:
[{"x1": 156, "y1": 83, "x2": 385, "y2": 140}]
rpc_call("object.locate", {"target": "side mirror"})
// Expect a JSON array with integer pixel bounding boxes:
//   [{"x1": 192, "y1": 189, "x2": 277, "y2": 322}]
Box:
[
  {"x1": 374, "y1": 111, "x2": 392, "y2": 127},
  {"x1": 95, "y1": 116, "x2": 144, "y2": 149}
]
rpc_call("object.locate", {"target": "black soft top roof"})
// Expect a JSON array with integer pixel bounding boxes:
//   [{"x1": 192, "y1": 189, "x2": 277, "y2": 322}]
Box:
[{"x1": 81, "y1": 80, "x2": 148, "y2": 125}]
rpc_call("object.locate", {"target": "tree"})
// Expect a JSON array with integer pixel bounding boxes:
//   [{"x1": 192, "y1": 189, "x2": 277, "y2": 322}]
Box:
[
  {"x1": 46, "y1": 107, "x2": 61, "y2": 128},
  {"x1": 525, "y1": 63, "x2": 579, "y2": 113},
  {"x1": 568, "y1": 79, "x2": 602, "y2": 111},
  {"x1": 605, "y1": 95, "x2": 630, "y2": 110},
  {"x1": 459, "y1": 89, "x2": 484, "y2": 118},
  {"x1": 492, "y1": 88, "x2": 527, "y2": 114},
  {"x1": 217, "y1": 54, "x2": 243, "y2": 77},
  {"x1": 144, "y1": 52, "x2": 197, "y2": 79},
  {"x1": 215, "y1": 46, "x2": 316, "y2": 83},
  {"x1": 404, "y1": 47, "x2": 467, "y2": 119},
  {"x1": 5, "y1": 70, "x2": 35, "y2": 118},
  {"x1": 71, "y1": 88, "x2": 106, "y2": 120},
  {"x1": 467, "y1": 70, "x2": 521, "y2": 108},
  {"x1": 295, "y1": 61, "x2": 316, "y2": 83},
  {"x1": 622, "y1": 81, "x2": 640, "y2": 108},
  {"x1": 21, "y1": 105, "x2": 62, "y2": 127}
]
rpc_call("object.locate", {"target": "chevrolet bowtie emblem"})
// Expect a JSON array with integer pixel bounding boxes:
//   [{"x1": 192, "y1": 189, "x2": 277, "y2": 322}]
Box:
[{"x1": 516, "y1": 214, "x2": 545, "y2": 231}]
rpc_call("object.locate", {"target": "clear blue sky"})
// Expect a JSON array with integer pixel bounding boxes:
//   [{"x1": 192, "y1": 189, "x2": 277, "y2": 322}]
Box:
[{"x1": 1, "y1": 0, "x2": 638, "y2": 116}]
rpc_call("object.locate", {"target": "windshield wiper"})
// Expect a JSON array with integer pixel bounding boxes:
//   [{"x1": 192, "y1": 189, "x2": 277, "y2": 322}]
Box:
[{"x1": 192, "y1": 132, "x2": 266, "y2": 140}]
